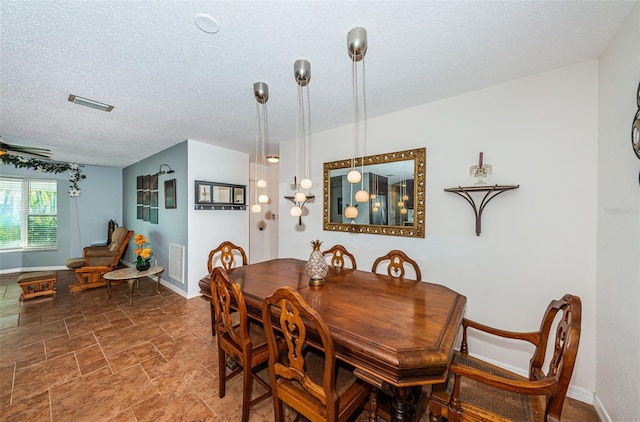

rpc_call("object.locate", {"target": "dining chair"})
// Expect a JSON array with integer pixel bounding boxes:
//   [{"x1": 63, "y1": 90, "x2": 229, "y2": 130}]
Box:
[
  {"x1": 211, "y1": 266, "x2": 284, "y2": 422},
  {"x1": 371, "y1": 249, "x2": 422, "y2": 281},
  {"x1": 262, "y1": 286, "x2": 377, "y2": 422},
  {"x1": 203, "y1": 241, "x2": 248, "y2": 336},
  {"x1": 322, "y1": 244, "x2": 357, "y2": 269},
  {"x1": 207, "y1": 240, "x2": 248, "y2": 273},
  {"x1": 428, "y1": 294, "x2": 582, "y2": 422}
]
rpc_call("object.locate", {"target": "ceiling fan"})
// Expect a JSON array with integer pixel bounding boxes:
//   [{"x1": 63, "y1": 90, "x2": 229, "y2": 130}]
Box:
[{"x1": 0, "y1": 140, "x2": 52, "y2": 159}]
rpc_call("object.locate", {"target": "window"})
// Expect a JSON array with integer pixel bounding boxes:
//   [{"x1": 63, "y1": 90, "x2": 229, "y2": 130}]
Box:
[{"x1": 0, "y1": 178, "x2": 58, "y2": 251}]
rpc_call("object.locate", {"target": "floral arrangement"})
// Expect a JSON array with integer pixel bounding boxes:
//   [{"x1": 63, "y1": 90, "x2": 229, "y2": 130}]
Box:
[
  {"x1": 0, "y1": 155, "x2": 86, "y2": 197},
  {"x1": 133, "y1": 234, "x2": 153, "y2": 266}
]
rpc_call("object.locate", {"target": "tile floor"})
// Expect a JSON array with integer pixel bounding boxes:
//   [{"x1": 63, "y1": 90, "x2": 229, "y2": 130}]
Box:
[{"x1": 0, "y1": 270, "x2": 600, "y2": 421}]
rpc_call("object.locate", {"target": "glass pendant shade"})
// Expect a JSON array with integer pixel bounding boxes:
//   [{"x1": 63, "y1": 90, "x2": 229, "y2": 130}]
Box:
[
  {"x1": 370, "y1": 193, "x2": 376, "y2": 199},
  {"x1": 294, "y1": 191, "x2": 306, "y2": 202},
  {"x1": 257, "y1": 179, "x2": 267, "y2": 188},
  {"x1": 347, "y1": 169, "x2": 362, "y2": 184},
  {"x1": 251, "y1": 204, "x2": 262, "y2": 213},
  {"x1": 402, "y1": 194, "x2": 409, "y2": 201},
  {"x1": 300, "y1": 178, "x2": 312, "y2": 190},
  {"x1": 344, "y1": 205, "x2": 358, "y2": 219},
  {"x1": 374, "y1": 201, "x2": 381, "y2": 207},
  {"x1": 397, "y1": 201, "x2": 404, "y2": 207},
  {"x1": 355, "y1": 189, "x2": 369, "y2": 202},
  {"x1": 372, "y1": 206, "x2": 379, "y2": 212},
  {"x1": 290, "y1": 206, "x2": 302, "y2": 217},
  {"x1": 258, "y1": 194, "x2": 269, "y2": 203},
  {"x1": 400, "y1": 208, "x2": 408, "y2": 215}
]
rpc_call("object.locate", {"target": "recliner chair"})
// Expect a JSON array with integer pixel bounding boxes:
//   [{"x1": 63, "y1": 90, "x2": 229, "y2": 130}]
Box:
[{"x1": 66, "y1": 226, "x2": 133, "y2": 292}]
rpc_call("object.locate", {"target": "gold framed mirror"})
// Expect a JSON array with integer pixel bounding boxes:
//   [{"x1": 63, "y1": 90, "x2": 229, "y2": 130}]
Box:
[{"x1": 323, "y1": 147, "x2": 425, "y2": 237}]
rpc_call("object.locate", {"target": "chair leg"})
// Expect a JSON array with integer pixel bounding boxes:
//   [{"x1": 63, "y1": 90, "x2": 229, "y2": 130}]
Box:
[
  {"x1": 241, "y1": 364, "x2": 253, "y2": 422},
  {"x1": 369, "y1": 390, "x2": 378, "y2": 422},
  {"x1": 273, "y1": 396, "x2": 284, "y2": 422},
  {"x1": 218, "y1": 349, "x2": 226, "y2": 398}
]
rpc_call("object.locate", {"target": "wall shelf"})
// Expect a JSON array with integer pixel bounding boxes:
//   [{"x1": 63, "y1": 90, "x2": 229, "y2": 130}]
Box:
[{"x1": 444, "y1": 184, "x2": 519, "y2": 236}]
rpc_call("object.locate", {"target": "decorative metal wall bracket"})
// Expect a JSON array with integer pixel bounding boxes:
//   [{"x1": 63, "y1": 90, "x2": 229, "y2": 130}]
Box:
[
  {"x1": 284, "y1": 194, "x2": 315, "y2": 226},
  {"x1": 444, "y1": 184, "x2": 519, "y2": 236}
]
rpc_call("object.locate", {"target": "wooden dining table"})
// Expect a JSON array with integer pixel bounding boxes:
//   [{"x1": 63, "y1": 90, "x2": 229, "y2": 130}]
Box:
[{"x1": 221, "y1": 258, "x2": 467, "y2": 422}]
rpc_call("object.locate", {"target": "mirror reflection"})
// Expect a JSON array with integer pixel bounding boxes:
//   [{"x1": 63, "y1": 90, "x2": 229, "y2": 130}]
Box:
[{"x1": 323, "y1": 148, "x2": 425, "y2": 238}]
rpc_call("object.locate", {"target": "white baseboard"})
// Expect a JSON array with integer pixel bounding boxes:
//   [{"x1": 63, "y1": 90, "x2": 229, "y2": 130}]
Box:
[
  {"x1": 593, "y1": 394, "x2": 611, "y2": 422},
  {"x1": 468, "y1": 352, "x2": 594, "y2": 405},
  {"x1": 159, "y1": 278, "x2": 188, "y2": 298}
]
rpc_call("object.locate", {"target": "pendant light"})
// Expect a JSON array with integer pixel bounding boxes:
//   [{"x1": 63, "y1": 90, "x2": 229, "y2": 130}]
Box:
[
  {"x1": 285, "y1": 59, "x2": 315, "y2": 225},
  {"x1": 346, "y1": 27, "x2": 370, "y2": 221},
  {"x1": 252, "y1": 82, "x2": 270, "y2": 212}
]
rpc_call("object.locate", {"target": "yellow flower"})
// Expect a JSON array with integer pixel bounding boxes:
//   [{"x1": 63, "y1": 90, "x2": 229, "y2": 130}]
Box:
[
  {"x1": 133, "y1": 234, "x2": 148, "y2": 246},
  {"x1": 133, "y1": 233, "x2": 153, "y2": 263}
]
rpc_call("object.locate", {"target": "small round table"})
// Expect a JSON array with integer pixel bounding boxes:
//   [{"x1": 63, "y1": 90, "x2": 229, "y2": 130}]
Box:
[{"x1": 103, "y1": 266, "x2": 164, "y2": 306}]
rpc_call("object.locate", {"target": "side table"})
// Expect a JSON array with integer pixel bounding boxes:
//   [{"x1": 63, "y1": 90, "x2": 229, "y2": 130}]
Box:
[{"x1": 103, "y1": 266, "x2": 164, "y2": 306}]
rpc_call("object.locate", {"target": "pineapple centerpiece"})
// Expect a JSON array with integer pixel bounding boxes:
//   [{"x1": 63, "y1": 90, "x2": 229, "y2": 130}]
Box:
[{"x1": 305, "y1": 240, "x2": 329, "y2": 286}]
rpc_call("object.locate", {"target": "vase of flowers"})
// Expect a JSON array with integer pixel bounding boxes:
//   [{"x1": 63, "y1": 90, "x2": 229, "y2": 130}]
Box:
[
  {"x1": 306, "y1": 240, "x2": 328, "y2": 286},
  {"x1": 133, "y1": 234, "x2": 153, "y2": 271}
]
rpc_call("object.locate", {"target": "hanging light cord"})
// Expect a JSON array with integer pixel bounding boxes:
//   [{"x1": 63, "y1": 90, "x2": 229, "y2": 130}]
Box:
[
  {"x1": 295, "y1": 84, "x2": 302, "y2": 190},
  {"x1": 361, "y1": 57, "x2": 367, "y2": 191},
  {"x1": 254, "y1": 101, "x2": 261, "y2": 204},
  {"x1": 304, "y1": 84, "x2": 311, "y2": 185},
  {"x1": 351, "y1": 54, "x2": 359, "y2": 174}
]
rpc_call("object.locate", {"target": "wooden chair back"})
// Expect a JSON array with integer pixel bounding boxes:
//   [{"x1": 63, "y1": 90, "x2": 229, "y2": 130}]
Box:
[
  {"x1": 371, "y1": 249, "x2": 421, "y2": 281},
  {"x1": 428, "y1": 294, "x2": 582, "y2": 422},
  {"x1": 262, "y1": 286, "x2": 373, "y2": 422},
  {"x1": 322, "y1": 244, "x2": 357, "y2": 270},
  {"x1": 207, "y1": 241, "x2": 247, "y2": 273}
]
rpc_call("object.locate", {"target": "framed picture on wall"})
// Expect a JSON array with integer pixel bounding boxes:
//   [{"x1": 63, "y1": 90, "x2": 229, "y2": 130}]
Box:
[
  {"x1": 194, "y1": 180, "x2": 246, "y2": 210},
  {"x1": 150, "y1": 191, "x2": 158, "y2": 207},
  {"x1": 150, "y1": 174, "x2": 158, "y2": 190},
  {"x1": 150, "y1": 208, "x2": 158, "y2": 224},
  {"x1": 137, "y1": 175, "x2": 143, "y2": 190},
  {"x1": 197, "y1": 182, "x2": 212, "y2": 203},
  {"x1": 143, "y1": 175, "x2": 150, "y2": 190},
  {"x1": 165, "y1": 179, "x2": 176, "y2": 209}
]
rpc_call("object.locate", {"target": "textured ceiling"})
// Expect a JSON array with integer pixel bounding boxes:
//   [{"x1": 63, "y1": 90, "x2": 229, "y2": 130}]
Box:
[{"x1": 0, "y1": 1, "x2": 635, "y2": 168}]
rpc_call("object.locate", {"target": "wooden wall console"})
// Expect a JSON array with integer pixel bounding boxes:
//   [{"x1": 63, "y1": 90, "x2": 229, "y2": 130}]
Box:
[{"x1": 444, "y1": 184, "x2": 519, "y2": 236}]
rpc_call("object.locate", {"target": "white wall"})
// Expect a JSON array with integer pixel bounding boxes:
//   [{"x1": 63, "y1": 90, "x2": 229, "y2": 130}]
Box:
[
  {"x1": 279, "y1": 61, "x2": 598, "y2": 400},
  {"x1": 0, "y1": 163, "x2": 122, "y2": 271},
  {"x1": 249, "y1": 162, "x2": 279, "y2": 263},
  {"x1": 187, "y1": 140, "x2": 249, "y2": 298},
  {"x1": 596, "y1": 2, "x2": 640, "y2": 420}
]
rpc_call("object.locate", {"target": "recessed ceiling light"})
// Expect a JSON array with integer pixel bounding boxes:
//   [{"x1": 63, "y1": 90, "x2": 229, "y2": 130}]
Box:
[
  {"x1": 194, "y1": 13, "x2": 220, "y2": 34},
  {"x1": 68, "y1": 94, "x2": 114, "y2": 112}
]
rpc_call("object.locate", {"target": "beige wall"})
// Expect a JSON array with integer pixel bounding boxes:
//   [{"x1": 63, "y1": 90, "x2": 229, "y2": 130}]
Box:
[
  {"x1": 279, "y1": 60, "x2": 599, "y2": 401},
  {"x1": 596, "y1": 2, "x2": 640, "y2": 420}
]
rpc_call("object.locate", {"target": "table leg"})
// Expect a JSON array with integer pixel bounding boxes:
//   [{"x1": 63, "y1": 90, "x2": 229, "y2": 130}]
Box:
[
  {"x1": 107, "y1": 279, "x2": 112, "y2": 299},
  {"x1": 128, "y1": 278, "x2": 135, "y2": 306},
  {"x1": 155, "y1": 273, "x2": 161, "y2": 294},
  {"x1": 390, "y1": 386, "x2": 415, "y2": 422}
]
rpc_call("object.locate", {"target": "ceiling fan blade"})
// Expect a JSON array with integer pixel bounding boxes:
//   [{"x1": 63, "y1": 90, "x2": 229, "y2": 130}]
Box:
[{"x1": 1, "y1": 141, "x2": 52, "y2": 159}]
